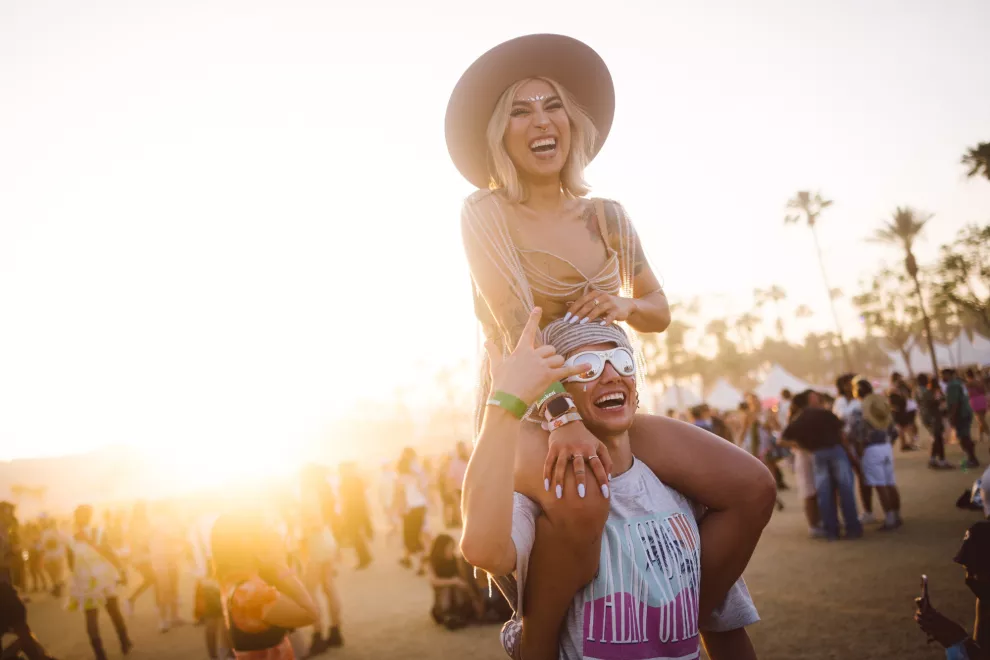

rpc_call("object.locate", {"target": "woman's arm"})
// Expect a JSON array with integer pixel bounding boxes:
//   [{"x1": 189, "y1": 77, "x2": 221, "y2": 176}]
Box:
[
  {"x1": 629, "y1": 415, "x2": 777, "y2": 619},
  {"x1": 263, "y1": 569, "x2": 319, "y2": 629}
]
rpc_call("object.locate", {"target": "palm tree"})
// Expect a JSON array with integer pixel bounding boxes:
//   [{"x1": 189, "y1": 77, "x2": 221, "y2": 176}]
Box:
[
  {"x1": 735, "y1": 312, "x2": 761, "y2": 353},
  {"x1": 794, "y1": 304, "x2": 814, "y2": 320},
  {"x1": 870, "y1": 206, "x2": 939, "y2": 377},
  {"x1": 784, "y1": 191, "x2": 853, "y2": 370},
  {"x1": 962, "y1": 142, "x2": 990, "y2": 181}
]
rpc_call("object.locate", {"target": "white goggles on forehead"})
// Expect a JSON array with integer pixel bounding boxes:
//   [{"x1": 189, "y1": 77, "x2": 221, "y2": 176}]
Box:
[{"x1": 562, "y1": 347, "x2": 636, "y2": 383}]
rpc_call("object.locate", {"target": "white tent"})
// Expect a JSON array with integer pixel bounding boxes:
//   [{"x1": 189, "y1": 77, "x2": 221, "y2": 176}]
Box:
[
  {"x1": 707, "y1": 378, "x2": 743, "y2": 411},
  {"x1": 657, "y1": 384, "x2": 702, "y2": 412},
  {"x1": 886, "y1": 342, "x2": 958, "y2": 375},
  {"x1": 948, "y1": 333, "x2": 990, "y2": 367},
  {"x1": 755, "y1": 364, "x2": 814, "y2": 400}
]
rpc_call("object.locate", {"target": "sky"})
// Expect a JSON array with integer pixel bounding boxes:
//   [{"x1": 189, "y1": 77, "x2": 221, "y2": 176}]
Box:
[{"x1": 1, "y1": 0, "x2": 989, "y2": 464}]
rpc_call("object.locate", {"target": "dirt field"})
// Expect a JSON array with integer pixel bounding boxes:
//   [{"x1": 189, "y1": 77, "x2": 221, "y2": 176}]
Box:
[{"x1": 13, "y1": 442, "x2": 988, "y2": 660}]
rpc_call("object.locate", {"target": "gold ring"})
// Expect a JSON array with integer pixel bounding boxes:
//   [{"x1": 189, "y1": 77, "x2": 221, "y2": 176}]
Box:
[{"x1": 572, "y1": 454, "x2": 583, "y2": 461}]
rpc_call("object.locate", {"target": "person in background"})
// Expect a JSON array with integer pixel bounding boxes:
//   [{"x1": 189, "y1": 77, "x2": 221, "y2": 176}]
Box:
[
  {"x1": 211, "y1": 512, "x2": 319, "y2": 660},
  {"x1": 124, "y1": 501, "x2": 156, "y2": 616},
  {"x1": 778, "y1": 397, "x2": 823, "y2": 539},
  {"x1": 967, "y1": 368, "x2": 990, "y2": 444},
  {"x1": 65, "y1": 504, "x2": 132, "y2": 660},
  {"x1": 851, "y1": 379, "x2": 903, "y2": 531},
  {"x1": 378, "y1": 461, "x2": 400, "y2": 544},
  {"x1": 915, "y1": 521, "x2": 990, "y2": 659},
  {"x1": 395, "y1": 448, "x2": 430, "y2": 576},
  {"x1": 919, "y1": 373, "x2": 954, "y2": 469},
  {"x1": 190, "y1": 511, "x2": 233, "y2": 660},
  {"x1": 0, "y1": 580, "x2": 58, "y2": 660},
  {"x1": 889, "y1": 373, "x2": 921, "y2": 452},
  {"x1": 691, "y1": 404, "x2": 734, "y2": 444},
  {"x1": 0, "y1": 503, "x2": 23, "y2": 592},
  {"x1": 338, "y1": 462, "x2": 373, "y2": 570},
  {"x1": 445, "y1": 443, "x2": 470, "y2": 528},
  {"x1": 427, "y1": 533, "x2": 485, "y2": 630},
  {"x1": 944, "y1": 368, "x2": 982, "y2": 469},
  {"x1": 778, "y1": 389, "x2": 792, "y2": 429},
  {"x1": 39, "y1": 516, "x2": 65, "y2": 598},
  {"x1": 298, "y1": 465, "x2": 345, "y2": 656},
  {"x1": 782, "y1": 390, "x2": 863, "y2": 540},
  {"x1": 148, "y1": 502, "x2": 186, "y2": 633},
  {"x1": 23, "y1": 523, "x2": 47, "y2": 595},
  {"x1": 834, "y1": 374, "x2": 877, "y2": 526},
  {"x1": 740, "y1": 393, "x2": 787, "y2": 506}
]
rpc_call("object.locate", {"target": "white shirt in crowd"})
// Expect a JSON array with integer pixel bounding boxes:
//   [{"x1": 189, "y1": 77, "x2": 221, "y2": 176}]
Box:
[
  {"x1": 777, "y1": 399, "x2": 791, "y2": 428},
  {"x1": 503, "y1": 458, "x2": 759, "y2": 660},
  {"x1": 832, "y1": 396, "x2": 854, "y2": 421},
  {"x1": 400, "y1": 473, "x2": 428, "y2": 510}
]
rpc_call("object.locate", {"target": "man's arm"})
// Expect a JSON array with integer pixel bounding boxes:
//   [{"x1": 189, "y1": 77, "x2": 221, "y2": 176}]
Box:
[{"x1": 460, "y1": 406, "x2": 521, "y2": 576}]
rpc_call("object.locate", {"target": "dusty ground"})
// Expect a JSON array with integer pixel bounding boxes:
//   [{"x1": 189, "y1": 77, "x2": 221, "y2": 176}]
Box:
[{"x1": 12, "y1": 442, "x2": 988, "y2": 660}]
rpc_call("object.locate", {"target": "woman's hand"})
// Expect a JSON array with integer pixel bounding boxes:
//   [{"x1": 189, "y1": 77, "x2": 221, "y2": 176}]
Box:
[
  {"x1": 565, "y1": 289, "x2": 637, "y2": 326},
  {"x1": 545, "y1": 421, "x2": 613, "y2": 500},
  {"x1": 487, "y1": 307, "x2": 590, "y2": 407}
]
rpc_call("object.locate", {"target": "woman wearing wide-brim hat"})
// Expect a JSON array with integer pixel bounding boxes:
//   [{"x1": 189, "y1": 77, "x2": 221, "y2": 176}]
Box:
[{"x1": 450, "y1": 33, "x2": 771, "y2": 653}]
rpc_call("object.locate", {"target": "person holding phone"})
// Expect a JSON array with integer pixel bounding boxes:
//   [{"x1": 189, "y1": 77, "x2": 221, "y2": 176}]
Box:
[{"x1": 915, "y1": 522, "x2": 990, "y2": 659}]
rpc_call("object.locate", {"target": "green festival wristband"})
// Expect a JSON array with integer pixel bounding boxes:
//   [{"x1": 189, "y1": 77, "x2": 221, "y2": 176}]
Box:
[
  {"x1": 536, "y1": 382, "x2": 566, "y2": 410},
  {"x1": 487, "y1": 391, "x2": 529, "y2": 420}
]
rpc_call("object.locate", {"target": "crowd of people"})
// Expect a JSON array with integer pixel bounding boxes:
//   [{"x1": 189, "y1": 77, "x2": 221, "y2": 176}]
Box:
[
  {"x1": 0, "y1": 445, "x2": 510, "y2": 660},
  {"x1": 679, "y1": 367, "x2": 990, "y2": 542}
]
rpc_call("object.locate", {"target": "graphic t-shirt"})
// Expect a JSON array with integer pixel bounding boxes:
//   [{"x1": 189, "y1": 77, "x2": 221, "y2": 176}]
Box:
[{"x1": 508, "y1": 458, "x2": 759, "y2": 660}]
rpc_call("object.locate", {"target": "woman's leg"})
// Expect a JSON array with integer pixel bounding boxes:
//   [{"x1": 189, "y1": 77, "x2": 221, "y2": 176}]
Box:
[
  {"x1": 204, "y1": 617, "x2": 219, "y2": 659},
  {"x1": 127, "y1": 562, "x2": 155, "y2": 606},
  {"x1": 628, "y1": 414, "x2": 776, "y2": 618},
  {"x1": 321, "y1": 561, "x2": 343, "y2": 646},
  {"x1": 85, "y1": 608, "x2": 108, "y2": 660},
  {"x1": 105, "y1": 596, "x2": 132, "y2": 652}
]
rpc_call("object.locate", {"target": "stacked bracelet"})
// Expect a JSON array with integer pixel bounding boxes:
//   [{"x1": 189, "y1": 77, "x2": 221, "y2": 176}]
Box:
[
  {"x1": 542, "y1": 412, "x2": 583, "y2": 432},
  {"x1": 535, "y1": 382, "x2": 566, "y2": 410},
  {"x1": 486, "y1": 391, "x2": 528, "y2": 420}
]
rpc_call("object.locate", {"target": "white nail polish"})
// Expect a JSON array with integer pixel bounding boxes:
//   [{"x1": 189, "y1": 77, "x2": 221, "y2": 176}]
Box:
[
  {"x1": 578, "y1": 484, "x2": 586, "y2": 498},
  {"x1": 569, "y1": 316, "x2": 579, "y2": 324},
  {"x1": 544, "y1": 478, "x2": 550, "y2": 492},
  {"x1": 563, "y1": 312, "x2": 572, "y2": 322},
  {"x1": 555, "y1": 484, "x2": 563, "y2": 499},
  {"x1": 580, "y1": 317, "x2": 589, "y2": 325},
  {"x1": 600, "y1": 321, "x2": 607, "y2": 326},
  {"x1": 602, "y1": 484, "x2": 610, "y2": 499}
]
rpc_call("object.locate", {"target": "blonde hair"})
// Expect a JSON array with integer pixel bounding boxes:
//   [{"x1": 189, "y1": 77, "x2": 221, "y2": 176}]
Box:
[{"x1": 486, "y1": 77, "x2": 598, "y2": 203}]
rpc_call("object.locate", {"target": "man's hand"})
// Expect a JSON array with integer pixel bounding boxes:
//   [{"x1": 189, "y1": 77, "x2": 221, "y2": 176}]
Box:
[
  {"x1": 487, "y1": 307, "x2": 590, "y2": 409},
  {"x1": 914, "y1": 599, "x2": 969, "y2": 648}
]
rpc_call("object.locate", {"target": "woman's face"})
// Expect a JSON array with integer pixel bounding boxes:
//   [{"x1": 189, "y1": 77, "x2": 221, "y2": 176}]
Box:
[{"x1": 503, "y1": 78, "x2": 572, "y2": 184}]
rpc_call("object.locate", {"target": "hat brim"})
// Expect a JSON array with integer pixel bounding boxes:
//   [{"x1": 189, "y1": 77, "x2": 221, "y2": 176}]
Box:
[{"x1": 445, "y1": 34, "x2": 615, "y2": 190}]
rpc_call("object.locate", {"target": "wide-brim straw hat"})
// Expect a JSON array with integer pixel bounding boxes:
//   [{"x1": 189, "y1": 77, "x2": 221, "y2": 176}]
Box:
[{"x1": 445, "y1": 33, "x2": 615, "y2": 190}]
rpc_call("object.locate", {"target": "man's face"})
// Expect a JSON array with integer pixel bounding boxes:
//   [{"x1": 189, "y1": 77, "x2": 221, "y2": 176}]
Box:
[
  {"x1": 808, "y1": 392, "x2": 822, "y2": 409},
  {"x1": 562, "y1": 342, "x2": 637, "y2": 438}
]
